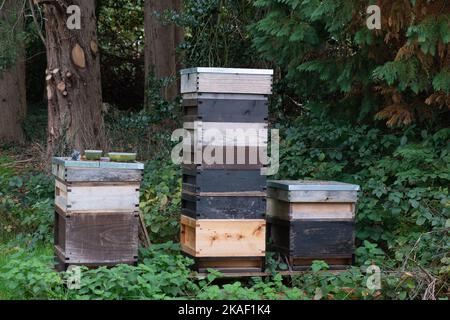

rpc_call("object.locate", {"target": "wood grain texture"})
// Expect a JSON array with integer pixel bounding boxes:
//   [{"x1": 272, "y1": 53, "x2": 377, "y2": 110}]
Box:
[
  {"x1": 182, "y1": 192, "x2": 266, "y2": 219},
  {"x1": 183, "y1": 146, "x2": 267, "y2": 168},
  {"x1": 54, "y1": 211, "x2": 139, "y2": 264},
  {"x1": 184, "y1": 254, "x2": 265, "y2": 273},
  {"x1": 183, "y1": 99, "x2": 268, "y2": 123},
  {"x1": 55, "y1": 180, "x2": 140, "y2": 213},
  {"x1": 183, "y1": 122, "x2": 268, "y2": 147},
  {"x1": 181, "y1": 72, "x2": 273, "y2": 95},
  {"x1": 180, "y1": 215, "x2": 266, "y2": 257},
  {"x1": 267, "y1": 198, "x2": 355, "y2": 220},
  {"x1": 182, "y1": 167, "x2": 266, "y2": 193},
  {"x1": 267, "y1": 188, "x2": 358, "y2": 203},
  {"x1": 267, "y1": 217, "x2": 355, "y2": 258}
]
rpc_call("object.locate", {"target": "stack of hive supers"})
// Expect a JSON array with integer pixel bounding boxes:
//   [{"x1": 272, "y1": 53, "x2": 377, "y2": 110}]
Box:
[
  {"x1": 52, "y1": 157, "x2": 144, "y2": 271},
  {"x1": 267, "y1": 180, "x2": 360, "y2": 270},
  {"x1": 179, "y1": 67, "x2": 273, "y2": 272}
]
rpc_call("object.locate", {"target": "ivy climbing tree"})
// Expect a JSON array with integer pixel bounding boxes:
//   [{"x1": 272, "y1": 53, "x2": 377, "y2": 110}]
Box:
[{"x1": 251, "y1": 0, "x2": 450, "y2": 126}]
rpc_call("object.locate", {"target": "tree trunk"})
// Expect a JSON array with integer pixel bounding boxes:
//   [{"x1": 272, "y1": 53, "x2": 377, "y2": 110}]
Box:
[
  {"x1": 42, "y1": 0, "x2": 105, "y2": 158},
  {"x1": 144, "y1": 0, "x2": 183, "y2": 106},
  {"x1": 0, "y1": 0, "x2": 26, "y2": 143}
]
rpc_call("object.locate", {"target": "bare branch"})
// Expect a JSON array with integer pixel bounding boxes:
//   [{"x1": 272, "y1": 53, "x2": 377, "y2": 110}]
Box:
[{"x1": 28, "y1": 0, "x2": 46, "y2": 44}]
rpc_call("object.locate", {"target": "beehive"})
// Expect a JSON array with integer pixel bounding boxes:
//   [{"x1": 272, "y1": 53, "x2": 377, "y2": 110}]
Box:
[
  {"x1": 267, "y1": 180, "x2": 360, "y2": 270},
  {"x1": 52, "y1": 157, "x2": 144, "y2": 271},
  {"x1": 180, "y1": 68, "x2": 273, "y2": 272},
  {"x1": 180, "y1": 68, "x2": 273, "y2": 95}
]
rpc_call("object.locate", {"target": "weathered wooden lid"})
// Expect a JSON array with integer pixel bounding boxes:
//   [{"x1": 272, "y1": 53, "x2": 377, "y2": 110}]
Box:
[
  {"x1": 267, "y1": 180, "x2": 360, "y2": 191},
  {"x1": 52, "y1": 157, "x2": 144, "y2": 170},
  {"x1": 180, "y1": 67, "x2": 274, "y2": 75}
]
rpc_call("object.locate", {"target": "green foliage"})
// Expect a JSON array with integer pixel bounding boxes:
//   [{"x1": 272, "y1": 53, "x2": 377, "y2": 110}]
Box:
[
  {"x1": 0, "y1": 156, "x2": 54, "y2": 244},
  {"x1": 22, "y1": 103, "x2": 48, "y2": 143},
  {"x1": 106, "y1": 75, "x2": 181, "y2": 159},
  {"x1": 197, "y1": 274, "x2": 303, "y2": 300},
  {"x1": 274, "y1": 115, "x2": 449, "y2": 296},
  {"x1": 97, "y1": 0, "x2": 145, "y2": 108},
  {"x1": 68, "y1": 243, "x2": 197, "y2": 300},
  {"x1": 250, "y1": 0, "x2": 450, "y2": 125},
  {"x1": 173, "y1": 0, "x2": 260, "y2": 68},
  {"x1": 0, "y1": 246, "x2": 65, "y2": 300},
  {"x1": 140, "y1": 157, "x2": 181, "y2": 243},
  {"x1": 144, "y1": 74, "x2": 182, "y2": 122}
]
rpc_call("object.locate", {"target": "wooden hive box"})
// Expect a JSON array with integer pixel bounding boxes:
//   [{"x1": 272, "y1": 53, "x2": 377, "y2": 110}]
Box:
[
  {"x1": 267, "y1": 180, "x2": 360, "y2": 270},
  {"x1": 182, "y1": 166, "x2": 266, "y2": 194},
  {"x1": 55, "y1": 180, "x2": 140, "y2": 213},
  {"x1": 180, "y1": 215, "x2": 266, "y2": 272},
  {"x1": 267, "y1": 218, "x2": 355, "y2": 270},
  {"x1": 182, "y1": 98, "x2": 268, "y2": 123},
  {"x1": 52, "y1": 157, "x2": 144, "y2": 183},
  {"x1": 183, "y1": 166, "x2": 266, "y2": 219},
  {"x1": 54, "y1": 208, "x2": 139, "y2": 270},
  {"x1": 52, "y1": 157, "x2": 144, "y2": 270},
  {"x1": 182, "y1": 121, "x2": 268, "y2": 169},
  {"x1": 181, "y1": 68, "x2": 273, "y2": 95},
  {"x1": 182, "y1": 192, "x2": 266, "y2": 219},
  {"x1": 53, "y1": 157, "x2": 144, "y2": 213}
]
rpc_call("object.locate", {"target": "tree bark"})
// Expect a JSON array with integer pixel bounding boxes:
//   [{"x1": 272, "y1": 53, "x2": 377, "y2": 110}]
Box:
[
  {"x1": 42, "y1": 0, "x2": 105, "y2": 158},
  {"x1": 0, "y1": 0, "x2": 26, "y2": 143},
  {"x1": 144, "y1": 0, "x2": 183, "y2": 106}
]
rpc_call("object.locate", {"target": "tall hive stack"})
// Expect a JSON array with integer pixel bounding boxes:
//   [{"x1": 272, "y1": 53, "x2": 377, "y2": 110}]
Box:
[
  {"x1": 179, "y1": 67, "x2": 273, "y2": 272},
  {"x1": 267, "y1": 180, "x2": 360, "y2": 270},
  {"x1": 52, "y1": 157, "x2": 144, "y2": 271}
]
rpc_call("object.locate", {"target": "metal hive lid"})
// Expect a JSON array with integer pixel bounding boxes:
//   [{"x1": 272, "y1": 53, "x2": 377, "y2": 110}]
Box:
[
  {"x1": 180, "y1": 67, "x2": 274, "y2": 76},
  {"x1": 267, "y1": 180, "x2": 360, "y2": 191},
  {"x1": 52, "y1": 157, "x2": 144, "y2": 170}
]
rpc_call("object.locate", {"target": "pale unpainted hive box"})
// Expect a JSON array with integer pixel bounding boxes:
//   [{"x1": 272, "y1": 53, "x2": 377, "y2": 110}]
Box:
[
  {"x1": 267, "y1": 180, "x2": 360, "y2": 221},
  {"x1": 180, "y1": 67, "x2": 274, "y2": 95},
  {"x1": 180, "y1": 215, "x2": 266, "y2": 258},
  {"x1": 52, "y1": 157, "x2": 144, "y2": 213}
]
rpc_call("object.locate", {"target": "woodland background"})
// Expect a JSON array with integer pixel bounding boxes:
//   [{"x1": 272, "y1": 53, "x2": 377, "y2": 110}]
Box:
[{"x1": 0, "y1": 0, "x2": 449, "y2": 300}]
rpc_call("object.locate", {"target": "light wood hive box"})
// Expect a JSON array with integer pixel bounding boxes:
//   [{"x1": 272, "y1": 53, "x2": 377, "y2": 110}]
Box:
[
  {"x1": 180, "y1": 68, "x2": 273, "y2": 272},
  {"x1": 181, "y1": 68, "x2": 273, "y2": 95},
  {"x1": 52, "y1": 157, "x2": 144, "y2": 271},
  {"x1": 267, "y1": 180, "x2": 360, "y2": 270}
]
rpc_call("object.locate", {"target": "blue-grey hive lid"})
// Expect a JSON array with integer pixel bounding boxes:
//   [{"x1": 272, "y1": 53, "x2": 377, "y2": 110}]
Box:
[
  {"x1": 267, "y1": 180, "x2": 360, "y2": 192},
  {"x1": 52, "y1": 157, "x2": 144, "y2": 170}
]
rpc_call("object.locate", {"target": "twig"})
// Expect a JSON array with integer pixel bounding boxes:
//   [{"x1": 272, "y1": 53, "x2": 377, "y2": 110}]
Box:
[
  {"x1": 28, "y1": 0, "x2": 46, "y2": 44},
  {"x1": 0, "y1": 158, "x2": 33, "y2": 167},
  {"x1": 12, "y1": 0, "x2": 27, "y2": 32},
  {"x1": 0, "y1": 0, "x2": 7, "y2": 12}
]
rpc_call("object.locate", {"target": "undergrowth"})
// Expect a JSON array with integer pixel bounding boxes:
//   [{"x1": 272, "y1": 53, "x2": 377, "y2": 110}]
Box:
[{"x1": 0, "y1": 114, "x2": 448, "y2": 300}]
